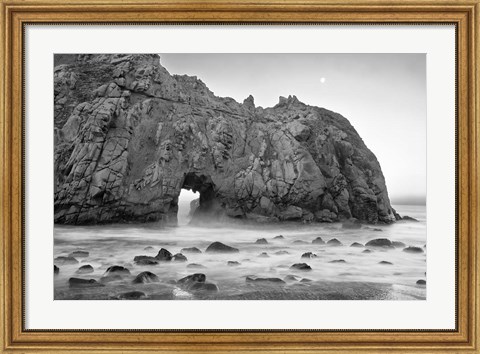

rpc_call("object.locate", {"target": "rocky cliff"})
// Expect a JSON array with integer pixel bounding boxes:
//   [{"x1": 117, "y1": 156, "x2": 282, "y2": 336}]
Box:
[{"x1": 54, "y1": 54, "x2": 398, "y2": 225}]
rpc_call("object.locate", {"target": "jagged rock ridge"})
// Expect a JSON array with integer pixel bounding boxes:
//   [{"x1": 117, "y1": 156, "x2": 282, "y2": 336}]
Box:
[{"x1": 54, "y1": 54, "x2": 398, "y2": 225}]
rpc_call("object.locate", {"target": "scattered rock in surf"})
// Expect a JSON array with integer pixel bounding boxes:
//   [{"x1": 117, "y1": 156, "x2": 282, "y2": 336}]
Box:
[
  {"x1": 365, "y1": 238, "x2": 393, "y2": 248},
  {"x1": 362, "y1": 249, "x2": 373, "y2": 254},
  {"x1": 173, "y1": 253, "x2": 188, "y2": 262},
  {"x1": 312, "y1": 237, "x2": 325, "y2": 245},
  {"x1": 392, "y1": 241, "x2": 406, "y2": 248},
  {"x1": 118, "y1": 291, "x2": 147, "y2": 300},
  {"x1": 187, "y1": 263, "x2": 206, "y2": 269},
  {"x1": 326, "y1": 238, "x2": 343, "y2": 247},
  {"x1": 342, "y1": 219, "x2": 362, "y2": 229},
  {"x1": 54, "y1": 256, "x2": 79, "y2": 265},
  {"x1": 132, "y1": 271, "x2": 159, "y2": 284},
  {"x1": 227, "y1": 261, "x2": 241, "y2": 266},
  {"x1": 274, "y1": 250, "x2": 290, "y2": 255},
  {"x1": 255, "y1": 238, "x2": 268, "y2": 244},
  {"x1": 54, "y1": 265, "x2": 59, "y2": 275},
  {"x1": 155, "y1": 248, "x2": 173, "y2": 261},
  {"x1": 350, "y1": 242, "x2": 364, "y2": 248},
  {"x1": 177, "y1": 273, "x2": 218, "y2": 292},
  {"x1": 290, "y1": 263, "x2": 312, "y2": 271},
  {"x1": 133, "y1": 255, "x2": 159, "y2": 265},
  {"x1": 402, "y1": 215, "x2": 419, "y2": 222},
  {"x1": 329, "y1": 259, "x2": 347, "y2": 263},
  {"x1": 205, "y1": 242, "x2": 239, "y2": 253},
  {"x1": 284, "y1": 275, "x2": 301, "y2": 282},
  {"x1": 301, "y1": 252, "x2": 317, "y2": 259},
  {"x1": 246, "y1": 276, "x2": 285, "y2": 284},
  {"x1": 258, "y1": 252, "x2": 269, "y2": 258},
  {"x1": 292, "y1": 240, "x2": 308, "y2": 245},
  {"x1": 300, "y1": 278, "x2": 312, "y2": 283},
  {"x1": 76, "y1": 264, "x2": 94, "y2": 274},
  {"x1": 68, "y1": 250, "x2": 89, "y2": 258},
  {"x1": 181, "y1": 247, "x2": 202, "y2": 254},
  {"x1": 373, "y1": 228, "x2": 383, "y2": 232},
  {"x1": 416, "y1": 279, "x2": 426, "y2": 286},
  {"x1": 104, "y1": 265, "x2": 131, "y2": 277},
  {"x1": 69, "y1": 277, "x2": 104, "y2": 288},
  {"x1": 379, "y1": 261, "x2": 393, "y2": 265},
  {"x1": 273, "y1": 235, "x2": 285, "y2": 240},
  {"x1": 144, "y1": 246, "x2": 154, "y2": 251},
  {"x1": 403, "y1": 246, "x2": 424, "y2": 254}
]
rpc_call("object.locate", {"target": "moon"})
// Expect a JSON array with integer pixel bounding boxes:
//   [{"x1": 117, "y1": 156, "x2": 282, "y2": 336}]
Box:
[{"x1": 320, "y1": 77, "x2": 326, "y2": 84}]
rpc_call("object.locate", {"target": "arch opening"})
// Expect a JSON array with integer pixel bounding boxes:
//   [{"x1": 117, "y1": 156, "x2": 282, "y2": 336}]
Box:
[{"x1": 181, "y1": 172, "x2": 222, "y2": 223}]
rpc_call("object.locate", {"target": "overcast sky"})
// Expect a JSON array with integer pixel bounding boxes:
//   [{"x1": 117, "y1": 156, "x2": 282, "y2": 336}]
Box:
[{"x1": 160, "y1": 54, "x2": 426, "y2": 205}]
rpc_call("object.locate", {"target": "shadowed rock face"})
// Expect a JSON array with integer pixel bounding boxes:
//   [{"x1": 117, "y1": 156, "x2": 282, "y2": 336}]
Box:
[{"x1": 54, "y1": 54, "x2": 398, "y2": 225}]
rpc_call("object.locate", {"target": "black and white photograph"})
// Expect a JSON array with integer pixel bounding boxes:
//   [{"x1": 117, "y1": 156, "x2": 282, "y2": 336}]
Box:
[{"x1": 53, "y1": 53, "x2": 426, "y2": 301}]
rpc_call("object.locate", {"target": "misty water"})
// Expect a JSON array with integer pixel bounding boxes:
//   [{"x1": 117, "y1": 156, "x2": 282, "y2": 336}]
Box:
[{"x1": 54, "y1": 204, "x2": 426, "y2": 300}]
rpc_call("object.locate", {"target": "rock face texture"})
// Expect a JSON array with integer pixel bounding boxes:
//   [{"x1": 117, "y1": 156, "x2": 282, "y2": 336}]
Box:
[{"x1": 54, "y1": 54, "x2": 398, "y2": 225}]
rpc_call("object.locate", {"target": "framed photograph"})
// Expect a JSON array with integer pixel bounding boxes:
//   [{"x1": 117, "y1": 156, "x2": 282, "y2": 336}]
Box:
[{"x1": 1, "y1": 0, "x2": 479, "y2": 352}]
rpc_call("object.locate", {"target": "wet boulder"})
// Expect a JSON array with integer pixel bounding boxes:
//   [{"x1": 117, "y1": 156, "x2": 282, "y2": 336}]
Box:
[
  {"x1": 258, "y1": 252, "x2": 269, "y2": 258},
  {"x1": 173, "y1": 253, "x2": 188, "y2": 262},
  {"x1": 312, "y1": 237, "x2": 325, "y2": 245},
  {"x1": 273, "y1": 235, "x2": 285, "y2": 240},
  {"x1": 301, "y1": 252, "x2": 317, "y2": 259},
  {"x1": 379, "y1": 261, "x2": 393, "y2": 265},
  {"x1": 178, "y1": 273, "x2": 206, "y2": 285},
  {"x1": 132, "y1": 271, "x2": 159, "y2": 284},
  {"x1": 292, "y1": 240, "x2": 309, "y2": 245},
  {"x1": 133, "y1": 255, "x2": 159, "y2": 265},
  {"x1": 392, "y1": 241, "x2": 406, "y2": 248},
  {"x1": 177, "y1": 273, "x2": 218, "y2": 292},
  {"x1": 189, "y1": 282, "x2": 219, "y2": 292},
  {"x1": 68, "y1": 250, "x2": 89, "y2": 258},
  {"x1": 76, "y1": 264, "x2": 94, "y2": 274},
  {"x1": 402, "y1": 215, "x2": 419, "y2": 222},
  {"x1": 284, "y1": 275, "x2": 301, "y2": 282},
  {"x1": 69, "y1": 277, "x2": 104, "y2": 288},
  {"x1": 403, "y1": 246, "x2": 424, "y2": 254},
  {"x1": 54, "y1": 265, "x2": 59, "y2": 275},
  {"x1": 365, "y1": 238, "x2": 393, "y2": 248},
  {"x1": 290, "y1": 263, "x2": 312, "y2": 271},
  {"x1": 227, "y1": 261, "x2": 241, "y2": 266},
  {"x1": 118, "y1": 291, "x2": 147, "y2": 300},
  {"x1": 350, "y1": 242, "x2": 364, "y2": 248},
  {"x1": 416, "y1": 279, "x2": 426, "y2": 285},
  {"x1": 326, "y1": 238, "x2": 343, "y2": 247},
  {"x1": 329, "y1": 259, "x2": 347, "y2": 263},
  {"x1": 255, "y1": 238, "x2": 268, "y2": 244},
  {"x1": 246, "y1": 276, "x2": 285, "y2": 284},
  {"x1": 155, "y1": 248, "x2": 173, "y2": 261},
  {"x1": 205, "y1": 242, "x2": 239, "y2": 253},
  {"x1": 181, "y1": 247, "x2": 202, "y2": 254},
  {"x1": 54, "y1": 256, "x2": 79, "y2": 265},
  {"x1": 362, "y1": 249, "x2": 373, "y2": 254},
  {"x1": 104, "y1": 265, "x2": 131, "y2": 277}
]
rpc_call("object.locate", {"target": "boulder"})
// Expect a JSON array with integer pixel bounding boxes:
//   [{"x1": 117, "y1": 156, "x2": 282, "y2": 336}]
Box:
[
  {"x1": 329, "y1": 259, "x2": 347, "y2": 263},
  {"x1": 54, "y1": 265, "x2": 59, "y2": 275},
  {"x1": 180, "y1": 247, "x2": 202, "y2": 254},
  {"x1": 187, "y1": 263, "x2": 206, "y2": 269},
  {"x1": 258, "y1": 252, "x2": 269, "y2": 258},
  {"x1": 133, "y1": 255, "x2": 159, "y2": 265},
  {"x1": 365, "y1": 238, "x2": 393, "y2": 248},
  {"x1": 290, "y1": 263, "x2": 312, "y2": 271},
  {"x1": 68, "y1": 251, "x2": 89, "y2": 258},
  {"x1": 205, "y1": 242, "x2": 239, "y2": 253},
  {"x1": 227, "y1": 261, "x2": 241, "y2": 266},
  {"x1": 273, "y1": 235, "x2": 285, "y2": 240},
  {"x1": 54, "y1": 256, "x2": 78, "y2": 265},
  {"x1": 312, "y1": 237, "x2": 325, "y2": 245},
  {"x1": 173, "y1": 253, "x2": 188, "y2": 262},
  {"x1": 132, "y1": 271, "x2": 159, "y2": 284},
  {"x1": 284, "y1": 275, "x2": 301, "y2": 282},
  {"x1": 362, "y1": 249, "x2": 373, "y2": 254},
  {"x1": 403, "y1": 246, "x2": 424, "y2": 254},
  {"x1": 76, "y1": 264, "x2": 94, "y2": 274},
  {"x1": 350, "y1": 242, "x2": 364, "y2": 248},
  {"x1": 379, "y1": 261, "x2": 393, "y2": 265},
  {"x1": 402, "y1": 215, "x2": 419, "y2": 222},
  {"x1": 118, "y1": 291, "x2": 147, "y2": 300},
  {"x1": 177, "y1": 273, "x2": 218, "y2": 292},
  {"x1": 69, "y1": 277, "x2": 104, "y2": 288},
  {"x1": 301, "y1": 252, "x2": 317, "y2": 259},
  {"x1": 255, "y1": 238, "x2": 268, "y2": 244},
  {"x1": 326, "y1": 238, "x2": 343, "y2": 247},
  {"x1": 274, "y1": 250, "x2": 290, "y2": 255},
  {"x1": 392, "y1": 241, "x2": 406, "y2": 248},
  {"x1": 246, "y1": 276, "x2": 286, "y2": 284},
  {"x1": 104, "y1": 265, "x2": 131, "y2": 277},
  {"x1": 155, "y1": 248, "x2": 173, "y2": 261},
  {"x1": 416, "y1": 279, "x2": 426, "y2": 285}
]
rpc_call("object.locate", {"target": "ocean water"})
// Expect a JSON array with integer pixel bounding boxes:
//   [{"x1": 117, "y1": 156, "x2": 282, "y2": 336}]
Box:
[{"x1": 54, "y1": 205, "x2": 426, "y2": 300}]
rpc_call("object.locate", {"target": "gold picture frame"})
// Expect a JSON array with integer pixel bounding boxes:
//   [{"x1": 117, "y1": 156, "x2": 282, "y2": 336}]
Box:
[{"x1": 1, "y1": 0, "x2": 479, "y2": 352}]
